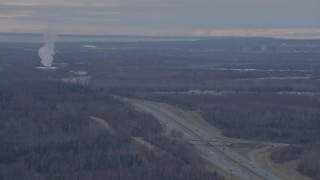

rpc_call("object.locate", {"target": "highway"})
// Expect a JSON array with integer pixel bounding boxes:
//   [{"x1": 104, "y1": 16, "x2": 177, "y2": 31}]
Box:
[{"x1": 124, "y1": 98, "x2": 283, "y2": 180}]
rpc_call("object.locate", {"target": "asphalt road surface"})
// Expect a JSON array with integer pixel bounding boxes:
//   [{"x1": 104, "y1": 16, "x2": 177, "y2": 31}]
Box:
[{"x1": 125, "y1": 98, "x2": 282, "y2": 180}]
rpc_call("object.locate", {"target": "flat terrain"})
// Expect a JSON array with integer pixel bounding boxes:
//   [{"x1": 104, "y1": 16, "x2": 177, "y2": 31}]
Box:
[
  {"x1": 1, "y1": 36, "x2": 319, "y2": 179},
  {"x1": 125, "y1": 98, "x2": 302, "y2": 180}
]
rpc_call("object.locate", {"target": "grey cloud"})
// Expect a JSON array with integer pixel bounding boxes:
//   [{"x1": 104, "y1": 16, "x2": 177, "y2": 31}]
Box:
[{"x1": 0, "y1": 0, "x2": 319, "y2": 37}]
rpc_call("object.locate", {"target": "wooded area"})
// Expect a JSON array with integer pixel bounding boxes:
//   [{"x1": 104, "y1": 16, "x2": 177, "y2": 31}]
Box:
[
  {"x1": 1, "y1": 37, "x2": 320, "y2": 179},
  {"x1": 141, "y1": 92, "x2": 320, "y2": 179}
]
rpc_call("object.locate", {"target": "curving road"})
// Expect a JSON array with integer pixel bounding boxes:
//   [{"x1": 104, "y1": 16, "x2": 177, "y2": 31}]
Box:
[{"x1": 124, "y1": 98, "x2": 283, "y2": 180}]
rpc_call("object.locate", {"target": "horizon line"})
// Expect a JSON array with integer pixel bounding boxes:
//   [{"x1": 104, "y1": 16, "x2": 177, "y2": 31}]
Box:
[{"x1": 1, "y1": 32, "x2": 320, "y2": 40}]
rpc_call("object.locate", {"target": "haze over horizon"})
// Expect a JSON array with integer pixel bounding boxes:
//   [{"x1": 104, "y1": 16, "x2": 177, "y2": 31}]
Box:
[{"x1": 0, "y1": 0, "x2": 320, "y2": 39}]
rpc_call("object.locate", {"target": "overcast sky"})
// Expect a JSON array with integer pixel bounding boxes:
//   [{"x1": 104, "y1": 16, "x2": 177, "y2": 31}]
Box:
[{"x1": 0, "y1": 0, "x2": 320, "y2": 38}]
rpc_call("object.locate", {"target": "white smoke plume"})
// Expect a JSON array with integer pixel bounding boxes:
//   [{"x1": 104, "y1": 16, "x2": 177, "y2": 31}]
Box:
[{"x1": 38, "y1": 32, "x2": 56, "y2": 68}]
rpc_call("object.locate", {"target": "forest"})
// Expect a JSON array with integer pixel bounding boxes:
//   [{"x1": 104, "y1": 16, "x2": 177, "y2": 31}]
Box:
[
  {"x1": 1, "y1": 37, "x2": 320, "y2": 179},
  {"x1": 140, "y1": 91, "x2": 320, "y2": 179},
  {"x1": 0, "y1": 54, "x2": 220, "y2": 179}
]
